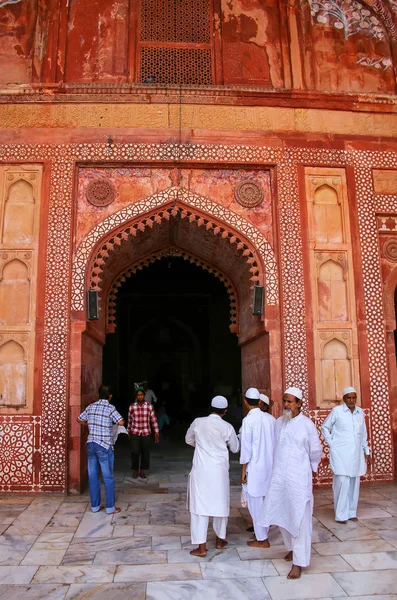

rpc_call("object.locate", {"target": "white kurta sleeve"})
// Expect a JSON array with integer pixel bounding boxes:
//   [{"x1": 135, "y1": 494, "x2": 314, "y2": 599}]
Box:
[
  {"x1": 361, "y1": 412, "x2": 370, "y2": 456},
  {"x1": 227, "y1": 425, "x2": 240, "y2": 454},
  {"x1": 321, "y1": 409, "x2": 336, "y2": 447},
  {"x1": 185, "y1": 421, "x2": 196, "y2": 447},
  {"x1": 308, "y1": 421, "x2": 323, "y2": 472},
  {"x1": 239, "y1": 419, "x2": 252, "y2": 465}
]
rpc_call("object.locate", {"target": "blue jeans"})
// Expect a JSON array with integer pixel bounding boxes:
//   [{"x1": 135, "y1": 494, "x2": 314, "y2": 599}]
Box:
[{"x1": 87, "y1": 442, "x2": 116, "y2": 514}]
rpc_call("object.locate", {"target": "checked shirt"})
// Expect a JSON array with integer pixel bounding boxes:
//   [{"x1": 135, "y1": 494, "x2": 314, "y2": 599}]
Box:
[
  {"x1": 79, "y1": 399, "x2": 123, "y2": 449},
  {"x1": 127, "y1": 401, "x2": 159, "y2": 436}
]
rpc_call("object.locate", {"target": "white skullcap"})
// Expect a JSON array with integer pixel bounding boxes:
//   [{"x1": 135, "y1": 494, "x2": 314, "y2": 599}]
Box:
[
  {"x1": 259, "y1": 393, "x2": 270, "y2": 405},
  {"x1": 342, "y1": 386, "x2": 356, "y2": 396},
  {"x1": 245, "y1": 387, "x2": 260, "y2": 400},
  {"x1": 285, "y1": 387, "x2": 303, "y2": 400},
  {"x1": 211, "y1": 395, "x2": 228, "y2": 409}
]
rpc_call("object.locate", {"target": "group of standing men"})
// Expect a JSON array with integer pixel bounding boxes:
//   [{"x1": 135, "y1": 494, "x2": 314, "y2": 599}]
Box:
[
  {"x1": 185, "y1": 385, "x2": 370, "y2": 580},
  {"x1": 76, "y1": 381, "x2": 371, "y2": 581}
]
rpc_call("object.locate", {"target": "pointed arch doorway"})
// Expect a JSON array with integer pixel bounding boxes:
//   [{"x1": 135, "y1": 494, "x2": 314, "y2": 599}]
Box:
[
  {"x1": 103, "y1": 254, "x2": 242, "y2": 422},
  {"x1": 69, "y1": 191, "x2": 281, "y2": 492}
]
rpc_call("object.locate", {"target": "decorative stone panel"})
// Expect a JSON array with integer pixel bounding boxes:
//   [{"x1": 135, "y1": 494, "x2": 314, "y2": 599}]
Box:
[{"x1": 0, "y1": 141, "x2": 394, "y2": 492}]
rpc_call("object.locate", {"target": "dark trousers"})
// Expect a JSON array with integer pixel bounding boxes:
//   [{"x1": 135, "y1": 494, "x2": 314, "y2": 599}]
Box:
[{"x1": 130, "y1": 434, "x2": 151, "y2": 470}]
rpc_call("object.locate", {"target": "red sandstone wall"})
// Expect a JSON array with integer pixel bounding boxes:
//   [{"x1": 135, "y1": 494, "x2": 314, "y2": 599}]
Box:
[{"x1": 1, "y1": 0, "x2": 396, "y2": 94}]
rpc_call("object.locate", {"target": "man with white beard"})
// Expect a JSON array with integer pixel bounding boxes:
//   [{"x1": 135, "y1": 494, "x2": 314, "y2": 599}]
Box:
[
  {"x1": 260, "y1": 387, "x2": 322, "y2": 579},
  {"x1": 240, "y1": 388, "x2": 275, "y2": 548},
  {"x1": 321, "y1": 386, "x2": 371, "y2": 524},
  {"x1": 185, "y1": 396, "x2": 240, "y2": 557}
]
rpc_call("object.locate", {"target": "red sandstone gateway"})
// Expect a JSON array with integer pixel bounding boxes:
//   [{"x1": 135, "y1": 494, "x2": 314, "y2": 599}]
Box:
[{"x1": 0, "y1": 0, "x2": 396, "y2": 493}]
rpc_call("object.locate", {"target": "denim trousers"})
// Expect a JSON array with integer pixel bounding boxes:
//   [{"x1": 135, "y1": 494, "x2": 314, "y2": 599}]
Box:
[{"x1": 87, "y1": 442, "x2": 116, "y2": 514}]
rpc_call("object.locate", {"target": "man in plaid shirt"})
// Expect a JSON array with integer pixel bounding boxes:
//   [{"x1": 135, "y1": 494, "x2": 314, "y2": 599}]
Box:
[
  {"x1": 78, "y1": 384, "x2": 124, "y2": 514},
  {"x1": 127, "y1": 386, "x2": 159, "y2": 479}
]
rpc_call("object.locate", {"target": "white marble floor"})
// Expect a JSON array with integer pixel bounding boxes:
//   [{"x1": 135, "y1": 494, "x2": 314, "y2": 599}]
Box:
[{"x1": 1, "y1": 443, "x2": 397, "y2": 600}]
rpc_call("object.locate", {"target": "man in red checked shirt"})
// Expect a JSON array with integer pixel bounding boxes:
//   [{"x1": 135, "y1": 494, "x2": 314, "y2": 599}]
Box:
[{"x1": 127, "y1": 386, "x2": 160, "y2": 480}]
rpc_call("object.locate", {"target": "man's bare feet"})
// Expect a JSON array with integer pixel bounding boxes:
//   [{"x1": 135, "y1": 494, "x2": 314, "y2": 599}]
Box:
[
  {"x1": 336, "y1": 520, "x2": 347, "y2": 524},
  {"x1": 190, "y1": 543, "x2": 206, "y2": 557},
  {"x1": 132, "y1": 471, "x2": 138, "y2": 479},
  {"x1": 284, "y1": 551, "x2": 293, "y2": 561},
  {"x1": 139, "y1": 470, "x2": 147, "y2": 479},
  {"x1": 287, "y1": 565, "x2": 301, "y2": 579},
  {"x1": 349, "y1": 517, "x2": 358, "y2": 521},
  {"x1": 247, "y1": 539, "x2": 270, "y2": 548},
  {"x1": 215, "y1": 536, "x2": 228, "y2": 549}
]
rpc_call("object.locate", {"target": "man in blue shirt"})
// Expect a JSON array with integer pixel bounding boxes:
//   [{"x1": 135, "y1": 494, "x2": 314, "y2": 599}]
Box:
[{"x1": 78, "y1": 384, "x2": 124, "y2": 514}]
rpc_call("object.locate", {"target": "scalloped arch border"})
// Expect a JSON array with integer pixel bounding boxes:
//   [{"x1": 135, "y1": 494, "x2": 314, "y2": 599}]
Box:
[
  {"x1": 72, "y1": 187, "x2": 278, "y2": 312},
  {"x1": 106, "y1": 246, "x2": 240, "y2": 335}
]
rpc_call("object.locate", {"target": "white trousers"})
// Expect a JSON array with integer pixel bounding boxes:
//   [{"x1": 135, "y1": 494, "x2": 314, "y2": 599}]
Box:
[
  {"x1": 279, "y1": 498, "x2": 313, "y2": 568},
  {"x1": 190, "y1": 513, "x2": 228, "y2": 545},
  {"x1": 333, "y1": 475, "x2": 360, "y2": 522},
  {"x1": 247, "y1": 493, "x2": 269, "y2": 541}
]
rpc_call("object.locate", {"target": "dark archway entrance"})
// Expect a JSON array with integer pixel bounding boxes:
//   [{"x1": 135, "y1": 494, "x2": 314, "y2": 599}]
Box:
[{"x1": 103, "y1": 256, "x2": 242, "y2": 426}]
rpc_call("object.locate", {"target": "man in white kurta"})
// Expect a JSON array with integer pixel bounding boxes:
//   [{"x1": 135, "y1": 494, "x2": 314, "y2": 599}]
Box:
[
  {"x1": 260, "y1": 387, "x2": 322, "y2": 579},
  {"x1": 185, "y1": 395, "x2": 240, "y2": 557},
  {"x1": 321, "y1": 386, "x2": 371, "y2": 524},
  {"x1": 259, "y1": 393, "x2": 273, "y2": 415},
  {"x1": 240, "y1": 388, "x2": 275, "y2": 547}
]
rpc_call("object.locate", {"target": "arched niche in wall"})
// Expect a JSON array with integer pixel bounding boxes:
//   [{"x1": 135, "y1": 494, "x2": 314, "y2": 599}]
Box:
[
  {"x1": 0, "y1": 259, "x2": 30, "y2": 325},
  {"x1": 3, "y1": 179, "x2": 35, "y2": 245},
  {"x1": 321, "y1": 336, "x2": 351, "y2": 403},
  {"x1": 317, "y1": 258, "x2": 348, "y2": 322},
  {"x1": 0, "y1": 340, "x2": 27, "y2": 408},
  {"x1": 313, "y1": 184, "x2": 343, "y2": 244}
]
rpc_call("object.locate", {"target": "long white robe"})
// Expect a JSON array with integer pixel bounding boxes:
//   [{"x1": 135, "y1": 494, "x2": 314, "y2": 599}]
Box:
[
  {"x1": 260, "y1": 413, "x2": 322, "y2": 537},
  {"x1": 321, "y1": 404, "x2": 370, "y2": 477},
  {"x1": 185, "y1": 414, "x2": 240, "y2": 517},
  {"x1": 321, "y1": 403, "x2": 370, "y2": 522},
  {"x1": 240, "y1": 408, "x2": 275, "y2": 497}
]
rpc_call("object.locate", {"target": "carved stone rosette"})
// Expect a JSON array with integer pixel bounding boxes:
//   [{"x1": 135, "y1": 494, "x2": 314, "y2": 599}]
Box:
[
  {"x1": 86, "y1": 179, "x2": 116, "y2": 207},
  {"x1": 234, "y1": 181, "x2": 264, "y2": 208},
  {"x1": 383, "y1": 238, "x2": 397, "y2": 262}
]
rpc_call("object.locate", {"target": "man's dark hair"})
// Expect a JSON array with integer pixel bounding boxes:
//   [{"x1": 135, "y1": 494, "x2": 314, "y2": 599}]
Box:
[
  {"x1": 210, "y1": 406, "x2": 226, "y2": 415},
  {"x1": 98, "y1": 384, "x2": 112, "y2": 399},
  {"x1": 245, "y1": 397, "x2": 259, "y2": 407}
]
